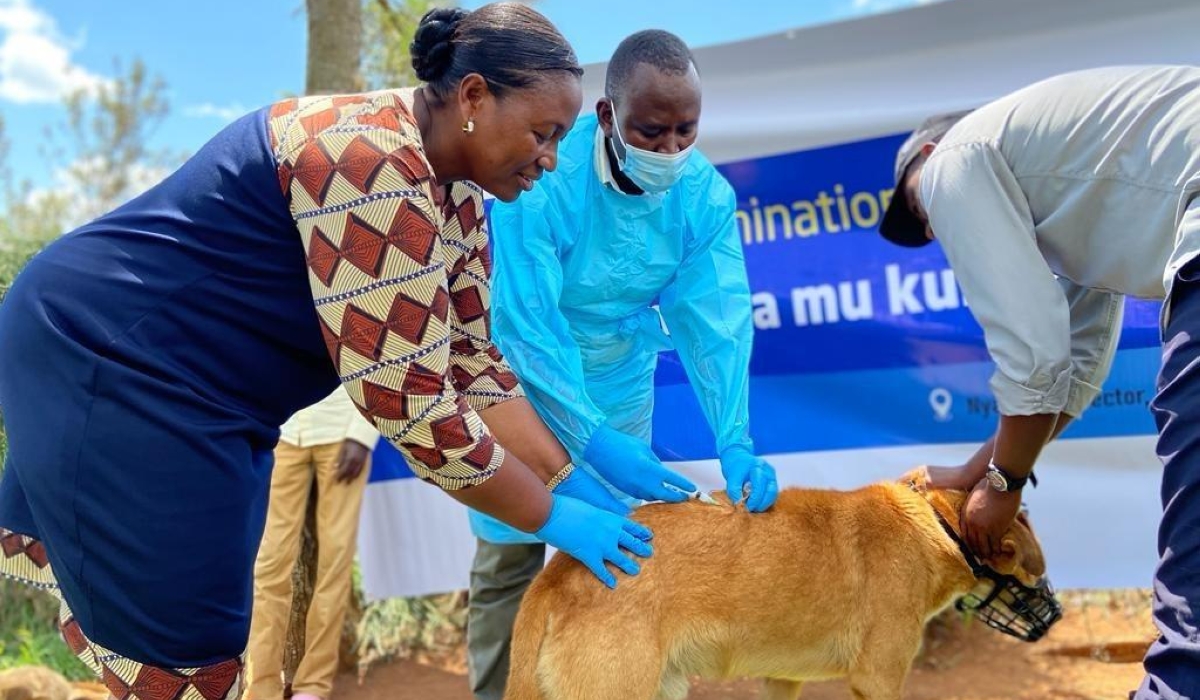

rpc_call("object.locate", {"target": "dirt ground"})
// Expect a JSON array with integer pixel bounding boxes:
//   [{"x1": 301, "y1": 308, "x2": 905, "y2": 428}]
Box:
[{"x1": 330, "y1": 590, "x2": 1154, "y2": 700}]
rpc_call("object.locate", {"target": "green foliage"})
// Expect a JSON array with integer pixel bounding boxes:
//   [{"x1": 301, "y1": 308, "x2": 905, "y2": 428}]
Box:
[
  {"x1": 353, "y1": 571, "x2": 467, "y2": 674},
  {"x1": 362, "y1": 0, "x2": 448, "y2": 89},
  {"x1": 49, "y1": 58, "x2": 176, "y2": 223},
  {"x1": 0, "y1": 579, "x2": 92, "y2": 680},
  {"x1": 0, "y1": 234, "x2": 55, "y2": 304},
  {"x1": 360, "y1": 0, "x2": 545, "y2": 90},
  {"x1": 0, "y1": 114, "x2": 69, "y2": 305}
]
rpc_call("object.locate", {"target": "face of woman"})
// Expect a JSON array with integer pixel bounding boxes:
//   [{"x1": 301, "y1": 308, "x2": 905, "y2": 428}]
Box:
[{"x1": 465, "y1": 72, "x2": 583, "y2": 202}]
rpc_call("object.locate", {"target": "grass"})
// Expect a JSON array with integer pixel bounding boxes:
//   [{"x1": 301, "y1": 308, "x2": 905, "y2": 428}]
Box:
[
  {"x1": 0, "y1": 234, "x2": 48, "y2": 305},
  {"x1": 352, "y1": 563, "x2": 469, "y2": 677},
  {"x1": 0, "y1": 578, "x2": 92, "y2": 680},
  {"x1": 0, "y1": 552, "x2": 468, "y2": 681},
  {"x1": 0, "y1": 542, "x2": 469, "y2": 681}
]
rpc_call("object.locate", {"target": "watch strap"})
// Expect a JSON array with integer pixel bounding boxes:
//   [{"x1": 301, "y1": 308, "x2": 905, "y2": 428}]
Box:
[{"x1": 988, "y1": 461, "x2": 1037, "y2": 491}]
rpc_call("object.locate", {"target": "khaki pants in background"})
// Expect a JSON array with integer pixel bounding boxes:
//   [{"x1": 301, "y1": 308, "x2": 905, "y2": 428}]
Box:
[{"x1": 246, "y1": 441, "x2": 369, "y2": 700}]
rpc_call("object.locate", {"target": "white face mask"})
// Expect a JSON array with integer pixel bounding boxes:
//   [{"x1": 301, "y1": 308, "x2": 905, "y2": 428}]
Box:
[{"x1": 610, "y1": 105, "x2": 694, "y2": 194}]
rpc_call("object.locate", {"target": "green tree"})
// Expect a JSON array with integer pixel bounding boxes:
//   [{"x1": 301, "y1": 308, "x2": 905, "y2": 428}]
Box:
[
  {"x1": 362, "y1": 0, "x2": 446, "y2": 89},
  {"x1": 50, "y1": 58, "x2": 175, "y2": 224},
  {"x1": 0, "y1": 118, "x2": 69, "y2": 302},
  {"x1": 362, "y1": 1, "x2": 547, "y2": 89}
]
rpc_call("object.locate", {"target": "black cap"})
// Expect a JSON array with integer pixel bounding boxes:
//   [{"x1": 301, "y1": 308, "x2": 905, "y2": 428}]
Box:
[{"x1": 879, "y1": 110, "x2": 972, "y2": 247}]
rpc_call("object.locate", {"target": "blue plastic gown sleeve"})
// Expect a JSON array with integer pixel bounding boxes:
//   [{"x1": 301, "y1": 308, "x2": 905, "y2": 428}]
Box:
[
  {"x1": 490, "y1": 195, "x2": 609, "y2": 461},
  {"x1": 658, "y1": 167, "x2": 756, "y2": 454}
]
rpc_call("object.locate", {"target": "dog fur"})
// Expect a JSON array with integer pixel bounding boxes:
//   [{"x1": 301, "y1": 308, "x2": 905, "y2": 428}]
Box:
[
  {"x1": 0, "y1": 667, "x2": 107, "y2": 700},
  {"x1": 504, "y1": 469, "x2": 1049, "y2": 700}
]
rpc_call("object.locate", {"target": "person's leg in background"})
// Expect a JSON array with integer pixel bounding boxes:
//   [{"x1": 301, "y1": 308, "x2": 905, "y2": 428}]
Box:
[
  {"x1": 466, "y1": 540, "x2": 547, "y2": 700},
  {"x1": 247, "y1": 442, "x2": 315, "y2": 700},
  {"x1": 1139, "y1": 200, "x2": 1200, "y2": 700},
  {"x1": 289, "y1": 442, "x2": 371, "y2": 700}
]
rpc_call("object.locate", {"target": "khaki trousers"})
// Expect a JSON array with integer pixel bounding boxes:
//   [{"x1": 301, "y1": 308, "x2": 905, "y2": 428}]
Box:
[{"x1": 246, "y1": 441, "x2": 369, "y2": 700}]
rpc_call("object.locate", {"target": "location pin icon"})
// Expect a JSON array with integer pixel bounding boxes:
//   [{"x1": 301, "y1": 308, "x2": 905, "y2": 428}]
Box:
[{"x1": 929, "y1": 387, "x2": 953, "y2": 422}]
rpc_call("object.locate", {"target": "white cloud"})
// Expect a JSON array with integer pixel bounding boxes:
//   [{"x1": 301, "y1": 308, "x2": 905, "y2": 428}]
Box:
[
  {"x1": 184, "y1": 102, "x2": 249, "y2": 122},
  {"x1": 0, "y1": 0, "x2": 48, "y2": 34},
  {"x1": 0, "y1": 0, "x2": 105, "y2": 104}
]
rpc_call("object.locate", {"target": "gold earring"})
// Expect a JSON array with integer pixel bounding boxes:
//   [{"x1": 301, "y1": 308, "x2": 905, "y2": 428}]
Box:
[{"x1": 462, "y1": 117, "x2": 475, "y2": 134}]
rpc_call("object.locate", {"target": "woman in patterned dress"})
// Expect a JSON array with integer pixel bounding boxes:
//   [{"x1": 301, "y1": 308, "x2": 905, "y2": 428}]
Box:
[{"x1": 0, "y1": 5, "x2": 652, "y2": 699}]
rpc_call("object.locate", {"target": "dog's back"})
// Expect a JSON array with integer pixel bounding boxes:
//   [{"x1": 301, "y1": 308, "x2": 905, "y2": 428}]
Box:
[{"x1": 506, "y1": 482, "x2": 991, "y2": 700}]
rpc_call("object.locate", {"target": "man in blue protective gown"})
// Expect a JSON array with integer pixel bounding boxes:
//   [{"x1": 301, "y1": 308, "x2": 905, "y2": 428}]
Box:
[{"x1": 463, "y1": 30, "x2": 780, "y2": 700}]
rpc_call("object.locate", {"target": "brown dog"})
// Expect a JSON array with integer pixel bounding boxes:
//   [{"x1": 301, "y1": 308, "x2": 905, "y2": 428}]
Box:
[
  {"x1": 0, "y1": 666, "x2": 107, "y2": 700},
  {"x1": 504, "y1": 469, "x2": 1053, "y2": 700}
]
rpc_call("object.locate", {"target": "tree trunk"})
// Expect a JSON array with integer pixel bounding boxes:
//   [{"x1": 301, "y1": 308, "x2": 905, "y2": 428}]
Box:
[
  {"x1": 306, "y1": 0, "x2": 364, "y2": 96},
  {"x1": 284, "y1": 3, "x2": 364, "y2": 692},
  {"x1": 282, "y1": 486, "x2": 320, "y2": 691}
]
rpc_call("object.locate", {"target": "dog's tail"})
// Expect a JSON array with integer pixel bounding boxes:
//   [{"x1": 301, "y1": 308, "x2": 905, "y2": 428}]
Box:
[{"x1": 504, "y1": 579, "x2": 552, "y2": 700}]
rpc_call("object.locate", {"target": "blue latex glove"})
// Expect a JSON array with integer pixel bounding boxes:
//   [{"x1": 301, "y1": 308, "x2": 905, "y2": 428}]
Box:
[
  {"x1": 535, "y1": 495, "x2": 654, "y2": 588},
  {"x1": 552, "y1": 466, "x2": 630, "y2": 516},
  {"x1": 720, "y1": 446, "x2": 779, "y2": 512},
  {"x1": 583, "y1": 424, "x2": 697, "y2": 503}
]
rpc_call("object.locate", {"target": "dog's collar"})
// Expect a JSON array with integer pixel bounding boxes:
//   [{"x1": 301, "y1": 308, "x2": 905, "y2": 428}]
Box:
[{"x1": 905, "y1": 479, "x2": 987, "y2": 577}]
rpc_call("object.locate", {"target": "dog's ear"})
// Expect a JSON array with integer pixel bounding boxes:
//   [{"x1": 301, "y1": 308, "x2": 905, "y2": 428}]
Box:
[
  {"x1": 898, "y1": 466, "x2": 931, "y2": 491},
  {"x1": 1008, "y1": 512, "x2": 1047, "y2": 580},
  {"x1": 984, "y1": 536, "x2": 1021, "y2": 575},
  {"x1": 985, "y1": 522, "x2": 1050, "y2": 580}
]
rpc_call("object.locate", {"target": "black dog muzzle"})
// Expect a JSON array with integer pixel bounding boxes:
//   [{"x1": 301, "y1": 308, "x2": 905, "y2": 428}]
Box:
[
  {"x1": 955, "y1": 568, "x2": 1062, "y2": 642},
  {"x1": 931, "y1": 506, "x2": 1063, "y2": 642}
]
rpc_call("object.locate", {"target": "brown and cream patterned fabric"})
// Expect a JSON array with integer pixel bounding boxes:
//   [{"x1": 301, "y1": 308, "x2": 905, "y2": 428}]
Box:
[
  {"x1": 267, "y1": 91, "x2": 522, "y2": 490},
  {"x1": 0, "y1": 528, "x2": 245, "y2": 700}
]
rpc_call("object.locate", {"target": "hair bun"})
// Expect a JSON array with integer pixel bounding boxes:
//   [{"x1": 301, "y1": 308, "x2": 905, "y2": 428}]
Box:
[{"x1": 411, "y1": 8, "x2": 468, "y2": 83}]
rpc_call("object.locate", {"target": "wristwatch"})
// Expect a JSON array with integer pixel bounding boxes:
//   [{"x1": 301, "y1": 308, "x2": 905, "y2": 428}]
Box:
[{"x1": 985, "y1": 462, "x2": 1034, "y2": 492}]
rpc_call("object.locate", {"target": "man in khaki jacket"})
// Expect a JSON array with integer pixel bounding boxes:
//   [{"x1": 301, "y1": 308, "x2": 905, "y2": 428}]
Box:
[{"x1": 879, "y1": 66, "x2": 1200, "y2": 700}]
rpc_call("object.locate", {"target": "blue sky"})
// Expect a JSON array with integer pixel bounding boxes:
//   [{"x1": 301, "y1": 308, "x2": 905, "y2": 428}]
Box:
[{"x1": 0, "y1": 0, "x2": 935, "y2": 191}]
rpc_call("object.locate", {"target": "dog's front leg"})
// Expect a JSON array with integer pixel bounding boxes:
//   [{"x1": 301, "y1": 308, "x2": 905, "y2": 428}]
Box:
[{"x1": 762, "y1": 679, "x2": 803, "y2": 700}]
